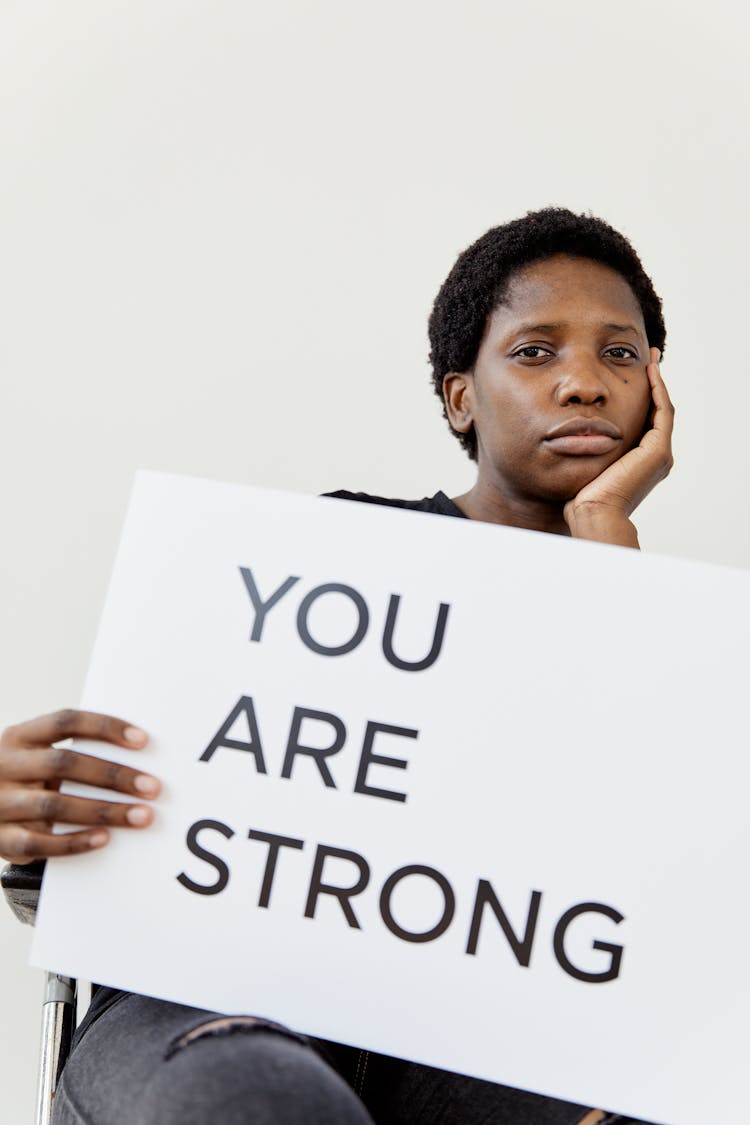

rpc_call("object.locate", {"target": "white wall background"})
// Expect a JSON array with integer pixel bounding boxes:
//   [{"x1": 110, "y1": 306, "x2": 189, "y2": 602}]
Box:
[{"x1": 2, "y1": 1, "x2": 749, "y2": 1118}]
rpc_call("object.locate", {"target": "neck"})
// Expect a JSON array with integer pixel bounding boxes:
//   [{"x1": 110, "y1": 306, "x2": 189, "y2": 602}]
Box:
[{"x1": 451, "y1": 477, "x2": 570, "y2": 536}]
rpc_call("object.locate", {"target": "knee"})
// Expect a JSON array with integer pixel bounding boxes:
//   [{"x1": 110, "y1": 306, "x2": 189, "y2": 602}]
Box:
[{"x1": 139, "y1": 1017, "x2": 371, "y2": 1125}]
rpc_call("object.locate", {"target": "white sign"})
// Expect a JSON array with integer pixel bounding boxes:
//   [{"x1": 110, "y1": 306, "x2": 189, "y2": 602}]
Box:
[{"x1": 32, "y1": 471, "x2": 750, "y2": 1124}]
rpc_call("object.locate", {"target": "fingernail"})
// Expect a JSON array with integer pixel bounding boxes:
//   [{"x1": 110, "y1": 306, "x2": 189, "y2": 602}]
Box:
[
  {"x1": 90, "y1": 831, "x2": 109, "y2": 847},
  {"x1": 133, "y1": 774, "x2": 160, "y2": 796},
  {"x1": 123, "y1": 726, "x2": 148, "y2": 746},
  {"x1": 126, "y1": 806, "x2": 152, "y2": 826}
]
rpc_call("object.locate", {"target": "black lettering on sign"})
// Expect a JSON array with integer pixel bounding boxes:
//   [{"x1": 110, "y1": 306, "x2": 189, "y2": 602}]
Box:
[
  {"x1": 200, "y1": 696, "x2": 267, "y2": 772},
  {"x1": 248, "y1": 829, "x2": 305, "y2": 908},
  {"x1": 354, "y1": 721, "x2": 417, "y2": 803},
  {"x1": 553, "y1": 902, "x2": 625, "y2": 983},
  {"x1": 176, "y1": 819, "x2": 235, "y2": 896},
  {"x1": 281, "y1": 707, "x2": 347, "y2": 788},
  {"x1": 382, "y1": 594, "x2": 451, "y2": 672},
  {"x1": 465, "y1": 882, "x2": 542, "y2": 965},
  {"x1": 379, "y1": 864, "x2": 455, "y2": 943},
  {"x1": 296, "y1": 584, "x2": 370, "y2": 656},
  {"x1": 239, "y1": 568, "x2": 300, "y2": 642},
  {"x1": 304, "y1": 844, "x2": 371, "y2": 928}
]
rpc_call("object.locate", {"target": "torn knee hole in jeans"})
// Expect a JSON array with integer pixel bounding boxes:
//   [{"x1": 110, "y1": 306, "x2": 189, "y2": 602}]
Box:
[{"x1": 165, "y1": 1016, "x2": 307, "y2": 1060}]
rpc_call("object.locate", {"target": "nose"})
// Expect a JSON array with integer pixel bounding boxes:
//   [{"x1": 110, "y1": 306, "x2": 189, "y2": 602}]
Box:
[{"x1": 555, "y1": 356, "x2": 609, "y2": 407}]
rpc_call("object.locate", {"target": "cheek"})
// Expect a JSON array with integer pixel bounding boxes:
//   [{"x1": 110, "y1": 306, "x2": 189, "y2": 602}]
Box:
[
  {"x1": 487, "y1": 382, "x2": 539, "y2": 435},
  {"x1": 484, "y1": 401, "x2": 535, "y2": 460}
]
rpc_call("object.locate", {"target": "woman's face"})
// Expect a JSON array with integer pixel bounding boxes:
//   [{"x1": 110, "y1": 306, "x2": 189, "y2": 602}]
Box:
[{"x1": 445, "y1": 254, "x2": 653, "y2": 503}]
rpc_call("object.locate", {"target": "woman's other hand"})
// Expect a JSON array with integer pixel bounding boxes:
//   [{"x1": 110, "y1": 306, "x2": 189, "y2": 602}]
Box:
[
  {"x1": 564, "y1": 347, "x2": 675, "y2": 547},
  {"x1": 0, "y1": 710, "x2": 160, "y2": 864}
]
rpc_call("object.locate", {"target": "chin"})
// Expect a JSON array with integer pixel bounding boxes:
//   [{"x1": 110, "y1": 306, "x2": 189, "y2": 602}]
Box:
[{"x1": 540, "y1": 462, "x2": 612, "y2": 503}]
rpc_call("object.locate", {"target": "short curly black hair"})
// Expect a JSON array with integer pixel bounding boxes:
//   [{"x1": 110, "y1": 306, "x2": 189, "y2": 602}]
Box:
[{"x1": 428, "y1": 207, "x2": 667, "y2": 460}]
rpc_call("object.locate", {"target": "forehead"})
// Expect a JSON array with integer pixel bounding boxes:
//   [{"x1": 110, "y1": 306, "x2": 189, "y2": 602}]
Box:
[{"x1": 493, "y1": 254, "x2": 646, "y2": 337}]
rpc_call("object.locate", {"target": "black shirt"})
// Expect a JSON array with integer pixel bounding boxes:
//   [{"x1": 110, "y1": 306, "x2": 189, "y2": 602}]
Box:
[{"x1": 324, "y1": 489, "x2": 466, "y2": 519}]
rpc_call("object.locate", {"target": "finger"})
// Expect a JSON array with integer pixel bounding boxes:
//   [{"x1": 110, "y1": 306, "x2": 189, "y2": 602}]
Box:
[
  {"x1": 0, "y1": 824, "x2": 110, "y2": 864},
  {"x1": 0, "y1": 746, "x2": 160, "y2": 798},
  {"x1": 0, "y1": 788, "x2": 155, "y2": 829},
  {"x1": 0, "y1": 710, "x2": 148, "y2": 751},
  {"x1": 642, "y1": 369, "x2": 674, "y2": 459},
  {"x1": 639, "y1": 355, "x2": 674, "y2": 484},
  {"x1": 646, "y1": 352, "x2": 675, "y2": 427}
]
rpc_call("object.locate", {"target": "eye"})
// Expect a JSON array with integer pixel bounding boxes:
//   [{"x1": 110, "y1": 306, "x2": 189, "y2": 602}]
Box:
[
  {"x1": 512, "y1": 345, "x2": 554, "y2": 360},
  {"x1": 605, "y1": 346, "x2": 638, "y2": 361}
]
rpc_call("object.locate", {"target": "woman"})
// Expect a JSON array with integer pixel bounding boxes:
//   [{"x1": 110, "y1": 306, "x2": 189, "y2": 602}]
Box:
[{"x1": 0, "y1": 208, "x2": 673, "y2": 1123}]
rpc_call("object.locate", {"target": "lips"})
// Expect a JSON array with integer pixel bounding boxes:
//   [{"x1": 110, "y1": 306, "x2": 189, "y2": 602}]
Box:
[{"x1": 543, "y1": 417, "x2": 622, "y2": 456}]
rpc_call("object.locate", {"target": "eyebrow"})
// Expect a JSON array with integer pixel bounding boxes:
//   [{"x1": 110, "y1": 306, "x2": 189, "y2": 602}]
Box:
[
  {"x1": 511, "y1": 323, "x2": 562, "y2": 335},
  {"x1": 509, "y1": 321, "x2": 641, "y2": 337}
]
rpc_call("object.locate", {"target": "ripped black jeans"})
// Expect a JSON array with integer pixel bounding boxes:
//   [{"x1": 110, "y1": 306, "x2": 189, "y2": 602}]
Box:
[{"x1": 52, "y1": 993, "x2": 648, "y2": 1124}]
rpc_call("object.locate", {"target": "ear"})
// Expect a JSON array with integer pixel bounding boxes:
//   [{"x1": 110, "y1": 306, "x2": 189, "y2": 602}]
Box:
[{"x1": 442, "y1": 371, "x2": 475, "y2": 435}]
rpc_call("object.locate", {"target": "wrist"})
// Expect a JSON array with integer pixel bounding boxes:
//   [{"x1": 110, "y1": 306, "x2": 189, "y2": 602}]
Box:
[{"x1": 564, "y1": 500, "x2": 640, "y2": 549}]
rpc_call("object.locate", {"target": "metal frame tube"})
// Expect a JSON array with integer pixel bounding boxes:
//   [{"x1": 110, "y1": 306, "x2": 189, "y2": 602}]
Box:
[{"x1": 35, "y1": 972, "x2": 76, "y2": 1125}]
